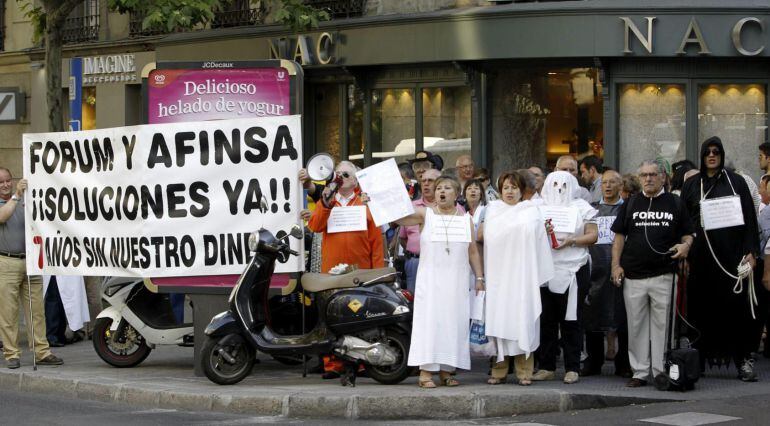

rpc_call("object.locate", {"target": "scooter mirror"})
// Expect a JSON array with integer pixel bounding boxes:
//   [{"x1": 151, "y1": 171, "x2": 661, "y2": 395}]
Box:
[{"x1": 289, "y1": 224, "x2": 303, "y2": 239}]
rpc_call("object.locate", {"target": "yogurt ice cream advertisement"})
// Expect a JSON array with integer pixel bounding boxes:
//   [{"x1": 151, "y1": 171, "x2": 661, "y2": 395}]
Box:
[{"x1": 148, "y1": 67, "x2": 291, "y2": 124}]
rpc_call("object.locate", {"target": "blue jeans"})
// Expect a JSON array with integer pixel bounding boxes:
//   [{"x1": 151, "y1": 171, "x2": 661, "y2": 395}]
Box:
[{"x1": 405, "y1": 257, "x2": 419, "y2": 294}]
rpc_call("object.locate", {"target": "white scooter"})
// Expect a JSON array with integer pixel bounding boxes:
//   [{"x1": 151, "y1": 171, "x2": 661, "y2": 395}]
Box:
[{"x1": 93, "y1": 277, "x2": 193, "y2": 367}]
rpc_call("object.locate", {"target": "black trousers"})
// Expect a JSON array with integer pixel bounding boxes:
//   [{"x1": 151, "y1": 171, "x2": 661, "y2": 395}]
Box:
[
  {"x1": 538, "y1": 265, "x2": 590, "y2": 372},
  {"x1": 584, "y1": 327, "x2": 630, "y2": 372},
  {"x1": 44, "y1": 277, "x2": 67, "y2": 345}
]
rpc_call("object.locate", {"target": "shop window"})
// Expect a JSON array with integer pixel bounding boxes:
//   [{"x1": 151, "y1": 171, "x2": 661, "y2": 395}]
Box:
[
  {"x1": 370, "y1": 88, "x2": 416, "y2": 164},
  {"x1": 347, "y1": 84, "x2": 364, "y2": 167},
  {"x1": 698, "y1": 84, "x2": 767, "y2": 176},
  {"x1": 490, "y1": 67, "x2": 603, "y2": 173},
  {"x1": 314, "y1": 84, "x2": 341, "y2": 161},
  {"x1": 82, "y1": 86, "x2": 96, "y2": 130},
  {"x1": 422, "y1": 86, "x2": 472, "y2": 169},
  {"x1": 618, "y1": 84, "x2": 686, "y2": 175}
]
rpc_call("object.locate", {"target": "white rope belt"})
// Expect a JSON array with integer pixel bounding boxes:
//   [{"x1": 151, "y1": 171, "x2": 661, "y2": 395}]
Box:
[{"x1": 704, "y1": 230, "x2": 757, "y2": 320}]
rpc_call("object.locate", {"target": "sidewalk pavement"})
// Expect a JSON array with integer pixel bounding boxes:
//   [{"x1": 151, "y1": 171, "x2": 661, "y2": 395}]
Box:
[{"x1": 1, "y1": 340, "x2": 768, "y2": 420}]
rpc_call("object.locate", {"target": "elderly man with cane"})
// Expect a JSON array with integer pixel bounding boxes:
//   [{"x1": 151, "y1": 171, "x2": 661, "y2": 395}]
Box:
[
  {"x1": 610, "y1": 160, "x2": 693, "y2": 387},
  {"x1": 0, "y1": 167, "x2": 62, "y2": 369}
]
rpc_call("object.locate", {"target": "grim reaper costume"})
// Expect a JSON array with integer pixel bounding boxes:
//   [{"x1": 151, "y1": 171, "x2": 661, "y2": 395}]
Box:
[{"x1": 680, "y1": 137, "x2": 760, "y2": 376}]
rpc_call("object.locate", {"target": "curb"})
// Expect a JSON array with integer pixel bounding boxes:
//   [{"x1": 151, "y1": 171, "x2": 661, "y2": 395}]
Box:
[{"x1": 0, "y1": 368, "x2": 670, "y2": 419}]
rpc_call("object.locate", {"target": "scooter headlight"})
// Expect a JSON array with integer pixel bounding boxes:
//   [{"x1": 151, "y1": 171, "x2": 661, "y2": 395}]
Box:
[{"x1": 248, "y1": 231, "x2": 259, "y2": 251}]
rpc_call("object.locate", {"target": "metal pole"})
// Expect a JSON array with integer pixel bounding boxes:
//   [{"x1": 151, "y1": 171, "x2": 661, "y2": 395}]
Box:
[{"x1": 26, "y1": 275, "x2": 37, "y2": 371}]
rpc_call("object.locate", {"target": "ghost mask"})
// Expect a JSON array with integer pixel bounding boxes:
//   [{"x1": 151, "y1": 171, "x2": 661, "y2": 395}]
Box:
[{"x1": 542, "y1": 171, "x2": 579, "y2": 206}]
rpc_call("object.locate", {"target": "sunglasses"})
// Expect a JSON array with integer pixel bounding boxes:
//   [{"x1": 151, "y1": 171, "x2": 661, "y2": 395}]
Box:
[
  {"x1": 337, "y1": 171, "x2": 351, "y2": 178},
  {"x1": 706, "y1": 148, "x2": 721, "y2": 156}
]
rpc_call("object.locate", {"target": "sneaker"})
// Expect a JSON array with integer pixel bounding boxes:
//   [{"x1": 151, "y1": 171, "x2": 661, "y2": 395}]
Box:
[
  {"x1": 563, "y1": 371, "x2": 579, "y2": 384},
  {"x1": 531, "y1": 369, "x2": 555, "y2": 381},
  {"x1": 738, "y1": 358, "x2": 758, "y2": 382},
  {"x1": 6, "y1": 358, "x2": 19, "y2": 369},
  {"x1": 36, "y1": 354, "x2": 63, "y2": 366},
  {"x1": 580, "y1": 366, "x2": 602, "y2": 376}
]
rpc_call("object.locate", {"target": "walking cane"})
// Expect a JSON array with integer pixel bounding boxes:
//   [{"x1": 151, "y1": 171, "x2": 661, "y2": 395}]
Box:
[{"x1": 25, "y1": 275, "x2": 37, "y2": 371}]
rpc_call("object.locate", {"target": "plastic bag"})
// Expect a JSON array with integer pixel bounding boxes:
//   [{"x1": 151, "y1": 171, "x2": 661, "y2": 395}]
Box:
[{"x1": 469, "y1": 320, "x2": 496, "y2": 357}]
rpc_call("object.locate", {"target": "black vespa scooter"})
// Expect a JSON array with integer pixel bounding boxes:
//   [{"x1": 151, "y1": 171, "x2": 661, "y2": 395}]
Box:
[{"x1": 200, "y1": 225, "x2": 413, "y2": 386}]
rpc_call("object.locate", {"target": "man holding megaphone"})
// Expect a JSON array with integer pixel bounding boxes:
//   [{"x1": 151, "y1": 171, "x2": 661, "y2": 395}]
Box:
[{"x1": 307, "y1": 160, "x2": 384, "y2": 274}]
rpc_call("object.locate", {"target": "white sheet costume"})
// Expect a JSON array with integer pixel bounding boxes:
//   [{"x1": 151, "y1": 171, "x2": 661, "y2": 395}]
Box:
[
  {"x1": 484, "y1": 199, "x2": 554, "y2": 361},
  {"x1": 408, "y1": 208, "x2": 473, "y2": 371},
  {"x1": 539, "y1": 171, "x2": 597, "y2": 320},
  {"x1": 43, "y1": 275, "x2": 90, "y2": 332}
]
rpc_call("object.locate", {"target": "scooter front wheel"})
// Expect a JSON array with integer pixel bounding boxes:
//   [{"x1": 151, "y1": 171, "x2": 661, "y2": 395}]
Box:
[
  {"x1": 201, "y1": 334, "x2": 255, "y2": 385},
  {"x1": 92, "y1": 317, "x2": 152, "y2": 368},
  {"x1": 364, "y1": 327, "x2": 412, "y2": 385}
]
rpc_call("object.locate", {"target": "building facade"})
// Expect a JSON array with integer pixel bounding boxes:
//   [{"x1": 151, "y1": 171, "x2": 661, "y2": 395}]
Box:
[{"x1": 3, "y1": 0, "x2": 770, "y2": 179}]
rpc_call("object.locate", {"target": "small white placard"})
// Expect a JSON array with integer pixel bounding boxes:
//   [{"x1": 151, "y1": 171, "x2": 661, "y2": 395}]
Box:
[
  {"x1": 356, "y1": 158, "x2": 415, "y2": 226},
  {"x1": 701, "y1": 196, "x2": 744, "y2": 231},
  {"x1": 596, "y1": 216, "x2": 616, "y2": 245},
  {"x1": 327, "y1": 206, "x2": 367, "y2": 233},
  {"x1": 539, "y1": 206, "x2": 579, "y2": 233},
  {"x1": 430, "y1": 213, "x2": 471, "y2": 243},
  {"x1": 470, "y1": 290, "x2": 485, "y2": 321}
]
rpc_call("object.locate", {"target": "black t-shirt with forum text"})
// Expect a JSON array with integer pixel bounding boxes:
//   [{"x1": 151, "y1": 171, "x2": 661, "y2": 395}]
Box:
[{"x1": 611, "y1": 191, "x2": 694, "y2": 279}]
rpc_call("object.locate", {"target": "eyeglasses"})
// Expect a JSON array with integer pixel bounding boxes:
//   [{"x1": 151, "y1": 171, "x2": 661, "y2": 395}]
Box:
[
  {"x1": 639, "y1": 172, "x2": 659, "y2": 179},
  {"x1": 336, "y1": 171, "x2": 351, "y2": 178},
  {"x1": 706, "y1": 148, "x2": 721, "y2": 156},
  {"x1": 458, "y1": 164, "x2": 474, "y2": 170}
]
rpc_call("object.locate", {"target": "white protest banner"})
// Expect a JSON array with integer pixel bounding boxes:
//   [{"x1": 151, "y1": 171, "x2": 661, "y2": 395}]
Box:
[
  {"x1": 539, "y1": 205, "x2": 579, "y2": 234},
  {"x1": 700, "y1": 196, "x2": 745, "y2": 231},
  {"x1": 327, "y1": 206, "x2": 367, "y2": 233},
  {"x1": 356, "y1": 158, "x2": 414, "y2": 226},
  {"x1": 596, "y1": 216, "x2": 617, "y2": 245},
  {"x1": 22, "y1": 116, "x2": 304, "y2": 277}
]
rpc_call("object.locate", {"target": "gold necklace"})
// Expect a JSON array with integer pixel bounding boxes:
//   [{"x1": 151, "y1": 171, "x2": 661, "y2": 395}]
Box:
[{"x1": 436, "y1": 207, "x2": 455, "y2": 255}]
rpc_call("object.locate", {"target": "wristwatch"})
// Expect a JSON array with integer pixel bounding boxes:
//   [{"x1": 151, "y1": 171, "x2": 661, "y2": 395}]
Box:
[{"x1": 10, "y1": 194, "x2": 20, "y2": 202}]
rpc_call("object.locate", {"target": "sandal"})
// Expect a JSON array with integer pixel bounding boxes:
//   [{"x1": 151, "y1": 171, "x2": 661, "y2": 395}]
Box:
[
  {"x1": 418, "y1": 379, "x2": 437, "y2": 388},
  {"x1": 518, "y1": 378, "x2": 532, "y2": 386},
  {"x1": 439, "y1": 373, "x2": 460, "y2": 387},
  {"x1": 418, "y1": 371, "x2": 436, "y2": 389},
  {"x1": 487, "y1": 377, "x2": 507, "y2": 385}
]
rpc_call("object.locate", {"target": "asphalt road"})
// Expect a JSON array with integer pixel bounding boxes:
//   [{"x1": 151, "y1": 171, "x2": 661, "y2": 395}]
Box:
[{"x1": 2, "y1": 386, "x2": 768, "y2": 425}]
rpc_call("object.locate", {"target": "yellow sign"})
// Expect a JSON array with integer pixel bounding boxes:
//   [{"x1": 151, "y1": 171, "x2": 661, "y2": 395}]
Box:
[{"x1": 348, "y1": 299, "x2": 363, "y2": 313}]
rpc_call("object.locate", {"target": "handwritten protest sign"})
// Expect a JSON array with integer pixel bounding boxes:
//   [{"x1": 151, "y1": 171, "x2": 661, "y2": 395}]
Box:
[
  {"x1": 596, "y1": 216, "x2": 617, "y2": 245},
  {"x1": 356, "y1": 158, "x2": 414, "y2": 226},
  {"x1": 22, "y1": 116, "x2": 304, "y2": 277}
]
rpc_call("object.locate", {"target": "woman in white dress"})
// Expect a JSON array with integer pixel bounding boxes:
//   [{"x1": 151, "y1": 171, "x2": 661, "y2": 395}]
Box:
[
  {"x1": 395, "y1": 175, "x2": 485, "y2": 388},
  {"x1": 464, "y1": 179, "x2": 487, "y2": 297},
  {"x1": 478, "y1": 171, "x2": 554, "y2": 385}
]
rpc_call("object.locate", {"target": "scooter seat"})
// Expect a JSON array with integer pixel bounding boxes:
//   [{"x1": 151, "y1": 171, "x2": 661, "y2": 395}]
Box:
[{"x1": 301, "y1": 267, "x2": 397, "y2": 293}]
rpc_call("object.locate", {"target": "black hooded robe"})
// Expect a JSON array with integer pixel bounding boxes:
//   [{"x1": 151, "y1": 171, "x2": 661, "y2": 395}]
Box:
[{"x1": 680, "y1": 137, "x2": 760, "y2": 366}]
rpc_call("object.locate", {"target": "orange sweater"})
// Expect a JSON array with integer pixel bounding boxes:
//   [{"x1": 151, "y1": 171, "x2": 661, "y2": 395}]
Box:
[{"x1": 308, "y1": 195, "x2": 384, "y2": 273}]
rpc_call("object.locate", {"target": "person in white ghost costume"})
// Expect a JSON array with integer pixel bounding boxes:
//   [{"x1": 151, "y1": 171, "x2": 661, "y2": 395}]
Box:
[
  {"x1": 43, "y1": 276, "x2": 90, "y2": 335},
  {"x1": 478, "y1": 171, "x2": 554, "y2": 385},
  {"x1": 533, "y1": 171, "x2": 598, "y2": 385}
]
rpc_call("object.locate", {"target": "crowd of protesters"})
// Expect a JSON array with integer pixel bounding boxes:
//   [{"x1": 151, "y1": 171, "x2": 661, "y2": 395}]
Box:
[{"x1": 299, "y1": 136, "x2": 770, "y2": 389}]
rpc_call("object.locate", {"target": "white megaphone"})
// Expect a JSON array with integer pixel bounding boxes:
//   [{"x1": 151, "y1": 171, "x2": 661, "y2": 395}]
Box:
[{"x1": 306, "y1": 152, "x2": 335, "y2": 182}]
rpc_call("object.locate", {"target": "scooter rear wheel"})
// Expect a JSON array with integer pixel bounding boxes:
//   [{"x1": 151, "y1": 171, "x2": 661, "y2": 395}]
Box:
[
  {"x1": 364, "y1": 328, "x2": 411, "y2": 385},
  {"x1": 92, "y1": 317, "x2": 152, "y2": 368},
  {"x1": 201, "y1": 334, "x2": 255, "y2": 385}
]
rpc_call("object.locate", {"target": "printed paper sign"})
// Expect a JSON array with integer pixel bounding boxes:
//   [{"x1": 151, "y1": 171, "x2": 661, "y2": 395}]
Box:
[
  {"x1": 701, "y1": 196, "x2": 744, "y2": 231},
  {"x1": 430, "y1": 213, "x2": 471, "y2": 243},
  {"x1": 22, "y1": 116, "x2": 304, "y2": 277},
  {"x1": 539, "y1": 206, "x2": 579, "y2": 234},
  {"x1": 596, "y1": 216, "x2": 617, "y2": 245},
  {"x1": 327, "y1": 206, "x2": 367, "y2": 233},
  {"x1": 356, "y1": 158, "x2": 415, "y2": 226}
]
